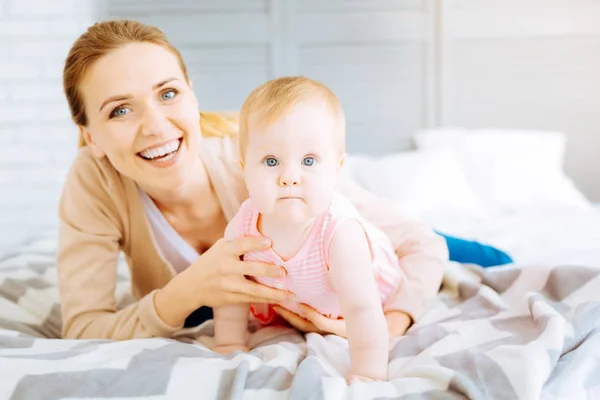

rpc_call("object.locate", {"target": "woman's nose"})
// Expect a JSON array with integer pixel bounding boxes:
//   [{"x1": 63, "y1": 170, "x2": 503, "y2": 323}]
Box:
[{"x1": 140, "y1": 105, "x2": 167, "y2": 136}]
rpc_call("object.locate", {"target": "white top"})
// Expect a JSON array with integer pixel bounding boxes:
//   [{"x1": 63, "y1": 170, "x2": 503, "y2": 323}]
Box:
[{"x1": 138, "y1": 188, "x2": 199, "y2": 274}]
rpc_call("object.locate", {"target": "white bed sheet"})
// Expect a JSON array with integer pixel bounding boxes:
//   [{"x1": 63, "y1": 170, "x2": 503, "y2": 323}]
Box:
[
  {"x1": 0, "y1": 205, "x2": 599, "y2": 399},
  {"x1": 428, "y1": 205, "x2": 600, "y2": 268}
]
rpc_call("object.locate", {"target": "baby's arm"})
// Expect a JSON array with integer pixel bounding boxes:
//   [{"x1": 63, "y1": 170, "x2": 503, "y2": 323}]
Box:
[
  {"x1": 328, "y1": 219, "x2": 388, "y2": 382},
  {"x1": 213, "y1": 304, "x2": 250, "y2": 353},
  {"x1": 213, "y1": 215, "x2": 250, "y2": 353}
]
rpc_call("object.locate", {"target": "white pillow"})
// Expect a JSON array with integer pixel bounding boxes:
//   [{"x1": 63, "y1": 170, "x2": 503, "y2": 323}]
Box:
[
  {"x1": 345, "y1": 149, "x2": 490, "y2": 221},
  {"x1": 414, "y1": 128, "x2": 592, "y2": 213}
]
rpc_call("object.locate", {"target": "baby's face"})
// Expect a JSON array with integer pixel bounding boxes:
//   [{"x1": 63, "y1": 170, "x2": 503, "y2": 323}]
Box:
[{"x1": 243, "y1": 101, "x2": 343, "y2": 224}]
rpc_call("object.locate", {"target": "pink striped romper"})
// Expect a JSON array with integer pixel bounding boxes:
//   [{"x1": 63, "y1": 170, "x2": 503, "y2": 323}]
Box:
[{"x1": 227, "y1": 193, "x2": 404, "y2": 325}]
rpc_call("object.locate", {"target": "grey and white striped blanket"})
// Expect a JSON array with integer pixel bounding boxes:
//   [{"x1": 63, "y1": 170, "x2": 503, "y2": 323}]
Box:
[{"x1": 0, "y1": 236, "x2": 599, "y2": 400}]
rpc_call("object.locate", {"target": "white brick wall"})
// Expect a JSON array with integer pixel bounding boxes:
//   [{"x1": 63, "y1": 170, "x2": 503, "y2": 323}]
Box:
[{"x1": 0, "y1": 0, "x2": 100, "y2": 252}]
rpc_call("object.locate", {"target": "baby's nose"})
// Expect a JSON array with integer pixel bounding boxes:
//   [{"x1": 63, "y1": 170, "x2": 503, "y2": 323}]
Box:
[{"x1": 278, "y1": 176, "x2": 301, "y2": 187}]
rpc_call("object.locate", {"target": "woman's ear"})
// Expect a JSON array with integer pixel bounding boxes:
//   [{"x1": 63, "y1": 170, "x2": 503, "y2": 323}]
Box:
[{"x1": 79, "y1": 125, "x2": 106, "y2": 158}]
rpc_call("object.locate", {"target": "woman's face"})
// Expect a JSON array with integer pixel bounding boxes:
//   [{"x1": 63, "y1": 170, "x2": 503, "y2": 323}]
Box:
[{"x1": 79, "y1": 41, "x2": 201, "y2": 191}]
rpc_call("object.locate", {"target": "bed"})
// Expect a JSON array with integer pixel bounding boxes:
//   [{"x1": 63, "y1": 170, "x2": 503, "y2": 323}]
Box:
[{"x1": 1, "y1": 128, "x2": 599, "y2": 399}]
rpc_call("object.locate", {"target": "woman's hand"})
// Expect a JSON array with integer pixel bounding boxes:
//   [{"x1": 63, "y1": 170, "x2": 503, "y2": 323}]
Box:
[
  {"x1": 273, "y1": 305, "x2": 412, "y2": 338},
  {"x1": 186, "y1": 236, "x2": 296, "y2": 307},
  {"x1": 384, "y1": 310, "x2": 412, "y2": 338},
  {"x1": 273, "y1": 304, "x2": 347, "y2": 337},
  {"x1": 155, "y1": 236, "x2": 295, "y2": 328}
]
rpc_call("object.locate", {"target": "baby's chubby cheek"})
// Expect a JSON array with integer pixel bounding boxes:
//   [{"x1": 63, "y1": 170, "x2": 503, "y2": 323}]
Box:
[
  {"x1": 245, "y1": 182, "x2": 280, "y2": 213},
  {"x1": 247, "y1": 187, "x2": 276, "y2": 211}
]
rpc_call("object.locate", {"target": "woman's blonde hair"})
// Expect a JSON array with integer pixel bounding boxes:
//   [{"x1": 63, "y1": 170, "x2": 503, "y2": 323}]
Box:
[
  {"x1": 238, "y1": 76, "x2": 345, "y2": 161},
  {"x1": 62, "y1": 19, "x2": 237, "y2": 148}
]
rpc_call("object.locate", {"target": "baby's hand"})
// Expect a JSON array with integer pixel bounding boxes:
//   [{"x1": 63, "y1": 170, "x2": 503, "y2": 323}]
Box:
[
  {"x1": 214, "y1": 344, "x2": 249, "y2": 354},
  {"x1": 346, "y1": 374, "x2": 383, "y2": 384}
]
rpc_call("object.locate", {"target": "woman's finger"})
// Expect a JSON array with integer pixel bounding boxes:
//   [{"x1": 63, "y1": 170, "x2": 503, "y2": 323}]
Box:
[
  {"x1": 228, "y1": 293, "x2": 281, "y2": 305},
  {"x1": 229, "y1": 236, "x2": 271, "y2": 256},
  {"x1": 300, "y1": 304, "x2": 347, "y2": 338},
  {"x1": 272, "y1": 306, "x2": 318, "y2": 333},
  {"x1": 235, "y1": 280, "x2": 295, "y2": 303},
  {"x1": 237, "y1": 260, "x2": 285, "y2": 278}
]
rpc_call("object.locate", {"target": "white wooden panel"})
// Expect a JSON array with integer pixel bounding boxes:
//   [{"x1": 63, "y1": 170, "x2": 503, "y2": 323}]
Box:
[
  {"x1": 453, "y1": 0, "x2": 599, "y2": 9},
  {"x1": 181, "y1": 46, "x2": 270, "y2": 110},
  {"x1": 290, "y1": 1, "x2": 434, "y2": 154},
  {"x1": 452, "y1": 5, "x2": 600, "y2": 38},
  {"x1": 109, "y1": 0, "x2": 267, "y2": 14},
  {"x1": 298, "y1": 0, "x2": 425, "y2": 12},
  {"x1": 452, "y1": 37, "x2": 600, "y2": 127},
  {"x1": 297, "y1": 13, "x2": 427, "y2": 43},
  {"x1": 105, "y1": 14, "x2": 270, "y2": 44}
]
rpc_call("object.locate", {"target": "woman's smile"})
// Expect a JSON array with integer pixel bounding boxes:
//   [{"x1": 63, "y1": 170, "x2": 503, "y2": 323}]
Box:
[{"x1": 136, "y1": 137, "x2": 183, "y2": 168}]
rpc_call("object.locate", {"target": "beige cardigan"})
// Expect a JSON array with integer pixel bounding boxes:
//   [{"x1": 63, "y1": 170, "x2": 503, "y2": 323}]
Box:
[{"x1": 57, "y1": 133, "x2": 448, "y2": 340}]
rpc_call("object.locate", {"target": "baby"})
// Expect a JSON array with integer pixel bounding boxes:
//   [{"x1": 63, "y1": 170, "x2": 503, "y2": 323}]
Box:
[{"x1": 213, "y1": 76, "x2": 404, "y2": 383}]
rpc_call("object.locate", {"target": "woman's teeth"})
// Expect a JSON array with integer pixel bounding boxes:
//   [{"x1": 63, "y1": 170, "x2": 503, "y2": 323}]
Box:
[{"x1": 139, "y1": 139, "x2": 181, "y2": 160}]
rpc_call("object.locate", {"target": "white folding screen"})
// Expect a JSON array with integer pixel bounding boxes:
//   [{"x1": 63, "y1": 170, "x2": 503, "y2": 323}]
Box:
[{"x1": 289, "y1": 0, "x2": 434, "y2": 154}]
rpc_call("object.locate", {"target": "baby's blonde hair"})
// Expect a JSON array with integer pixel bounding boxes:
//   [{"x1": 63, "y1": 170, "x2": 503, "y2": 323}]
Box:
[{"x1": 238, "y1": 76, "x2": 345, "y2": 161}]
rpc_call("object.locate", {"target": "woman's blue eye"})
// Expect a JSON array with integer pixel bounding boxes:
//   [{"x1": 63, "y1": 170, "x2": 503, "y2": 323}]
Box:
[
  {"x1": 111, "y1": 106, "x2": 130, "y2": 118},
  {"x1": 303, "y1": 157, "x2": 315, "y2": 166},
  {"x1": 161, "y1": 90, "x2": 176, "y2": 101},
  {"x1": 264, "y1": 157, "x2": 279, "y2": 167}
]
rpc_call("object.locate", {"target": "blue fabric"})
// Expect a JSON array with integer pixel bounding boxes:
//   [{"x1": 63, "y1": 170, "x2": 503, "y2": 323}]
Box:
[{"x1": 436, "y1": 231, "x2": 513, "y2": 268}]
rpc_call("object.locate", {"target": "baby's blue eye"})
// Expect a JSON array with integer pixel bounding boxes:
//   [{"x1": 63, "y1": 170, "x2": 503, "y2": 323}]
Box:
[
  {"x1": 302, "y1": 157, "x2": 315, "y2": 166},
  {"x1": 264, "y1": 157, "x2": 279, "y2": 167},
  {"x1": 161, "y1": 90, "x2": 176, "y2": 101}
]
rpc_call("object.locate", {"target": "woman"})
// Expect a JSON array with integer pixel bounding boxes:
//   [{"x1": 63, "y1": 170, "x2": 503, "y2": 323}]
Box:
[{"x1": 57, "y1": 19, "x2": 449, "y2": 341}]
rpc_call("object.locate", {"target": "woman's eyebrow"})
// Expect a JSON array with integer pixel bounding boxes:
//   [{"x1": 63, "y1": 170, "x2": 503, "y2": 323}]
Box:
[
  {"x1": 99, "y1": 94, "x2": 130, "y2": 112},
  {"x1": 98, "y1": 77, "x2": 180, "y2": 112},
  {"x1": 154, "y1": 77, "x2": 178, "y2": 90}
]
